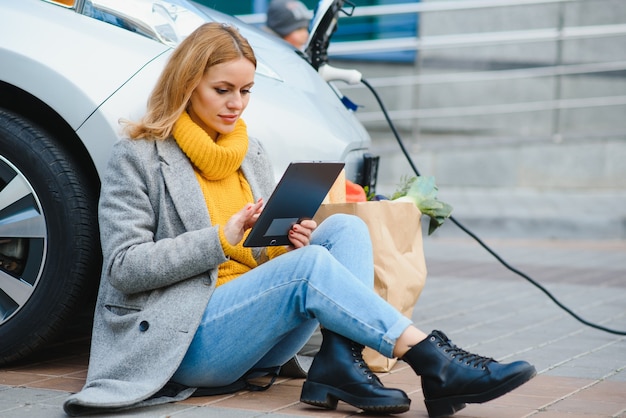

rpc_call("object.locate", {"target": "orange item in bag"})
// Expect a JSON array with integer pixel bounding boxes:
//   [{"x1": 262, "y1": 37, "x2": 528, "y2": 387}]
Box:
[{"x1": 345, "y1": 180, "x2": 367, "y2": 202}]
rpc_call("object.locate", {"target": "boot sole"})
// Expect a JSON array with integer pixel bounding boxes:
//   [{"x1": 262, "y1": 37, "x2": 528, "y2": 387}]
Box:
[
  {"x1": 425, "y1": 366, "x2": 537, "y2": 418},
  {"x1": 301, "y1": 381, "x2": 411, "y2": 414}
]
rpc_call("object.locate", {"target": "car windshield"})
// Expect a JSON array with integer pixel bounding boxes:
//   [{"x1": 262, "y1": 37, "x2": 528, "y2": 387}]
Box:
[{"x1": 81, "y1": 0, "x2": 209, "y2": 46}]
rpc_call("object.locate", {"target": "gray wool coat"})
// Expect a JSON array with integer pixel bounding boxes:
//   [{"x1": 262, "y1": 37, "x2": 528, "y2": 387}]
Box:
[{"x1": 63, "y1": 136, "x2": 276, "y2": 416}]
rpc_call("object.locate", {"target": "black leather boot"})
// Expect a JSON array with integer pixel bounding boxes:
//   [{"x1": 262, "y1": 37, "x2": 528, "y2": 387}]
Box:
[
  {"x1": 300, "y1": 328, "x2": 411, "y2": 414},
  {"x1": 402, "y1": 330, "x2": 536, "y2": 418}
]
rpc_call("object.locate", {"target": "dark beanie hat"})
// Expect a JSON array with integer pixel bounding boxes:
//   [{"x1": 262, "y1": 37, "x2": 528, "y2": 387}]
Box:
[{"x1": 267, "y1": 0, "x2": 311, "y2": 37}]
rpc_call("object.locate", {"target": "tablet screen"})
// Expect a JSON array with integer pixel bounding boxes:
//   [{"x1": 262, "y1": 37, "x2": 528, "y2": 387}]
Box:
[{"x1": 243, "y1": 161, "x2": 345, "y2": 247}]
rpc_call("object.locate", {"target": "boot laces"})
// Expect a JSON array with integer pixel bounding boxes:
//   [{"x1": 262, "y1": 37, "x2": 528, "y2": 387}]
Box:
[
  {"x1": 434, "y1": 332, "x2": 494, "y2": 369},
  {"x1": 351, "y1": 343, "x2": 381, "y2": 382}
]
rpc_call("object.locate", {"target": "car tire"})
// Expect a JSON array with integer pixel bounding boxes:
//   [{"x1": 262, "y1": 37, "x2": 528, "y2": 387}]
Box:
[{"x1": 0, "y1": 109, "x2": 100, "y2": 365}]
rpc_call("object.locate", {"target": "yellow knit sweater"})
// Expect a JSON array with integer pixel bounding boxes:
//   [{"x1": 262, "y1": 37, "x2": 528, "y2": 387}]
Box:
[{"x1": 173, "y1": 112, "x2": 286, "y2": 287}]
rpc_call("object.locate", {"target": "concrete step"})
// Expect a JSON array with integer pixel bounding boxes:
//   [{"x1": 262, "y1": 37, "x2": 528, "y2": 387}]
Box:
[{"x1": 424, "y1": 187, "x2": 626, "y2": 240}]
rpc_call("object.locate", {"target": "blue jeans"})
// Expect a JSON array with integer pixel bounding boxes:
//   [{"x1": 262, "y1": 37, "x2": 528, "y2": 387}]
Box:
[{"x1": 172, "y1": 214, "x2": 412, "y2": 387}]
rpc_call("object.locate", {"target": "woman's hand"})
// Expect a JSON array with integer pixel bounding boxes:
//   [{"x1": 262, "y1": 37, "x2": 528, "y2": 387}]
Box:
[
  {"x1": 223, "y1": 199, "x2": 263, "y2": 245},
  {"x1": 288, "y1": 219, "x2": 317, "y2": 249}
]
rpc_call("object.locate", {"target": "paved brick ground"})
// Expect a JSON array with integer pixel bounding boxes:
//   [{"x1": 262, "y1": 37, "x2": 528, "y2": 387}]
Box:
[{"x1": 0, "y1": 236, "x2": 624, "y2": 417}]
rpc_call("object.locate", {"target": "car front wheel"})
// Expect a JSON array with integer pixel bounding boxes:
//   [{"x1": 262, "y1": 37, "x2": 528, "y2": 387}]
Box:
[{"x1": 0, "y1": 109, "x2": 100, "y2": 365}]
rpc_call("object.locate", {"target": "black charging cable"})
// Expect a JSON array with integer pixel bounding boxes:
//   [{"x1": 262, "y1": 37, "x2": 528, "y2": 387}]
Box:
[{"x1": 360, "y1": 77, "x2": 626, "y2": 336}]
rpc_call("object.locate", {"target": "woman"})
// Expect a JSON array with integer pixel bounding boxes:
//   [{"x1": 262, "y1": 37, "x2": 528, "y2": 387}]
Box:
[{"x1": 63, "y1": 22, "x2": 535, "y2": 418}]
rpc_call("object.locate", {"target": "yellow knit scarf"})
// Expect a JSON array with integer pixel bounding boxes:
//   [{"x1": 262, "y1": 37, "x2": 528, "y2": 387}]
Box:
[
  {"x1": 173, "y1": 111, "x2": 257, "y2": 286},
  {"x1": 173, "y1": 111, "x2": 249, "y2": 180}
]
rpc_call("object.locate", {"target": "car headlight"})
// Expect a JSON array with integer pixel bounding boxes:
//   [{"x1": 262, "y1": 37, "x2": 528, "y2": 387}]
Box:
[
  {"x1": 83, "y1": 0, "x2": 284, "y2": 82},
  {"x1": 84, "y1": 0, "x2": 207, "y2": 46}
]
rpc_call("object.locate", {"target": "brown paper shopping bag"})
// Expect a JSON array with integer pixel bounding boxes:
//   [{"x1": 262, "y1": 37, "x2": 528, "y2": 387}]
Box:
[{"x1": 314, "y1": 200, "x2": 428, "y2": 371}]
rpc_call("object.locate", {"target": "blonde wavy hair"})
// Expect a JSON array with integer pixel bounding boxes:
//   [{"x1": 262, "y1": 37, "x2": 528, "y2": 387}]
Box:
[{"x1": 122, "y1": 22, "x2": 257, "y2": 140}]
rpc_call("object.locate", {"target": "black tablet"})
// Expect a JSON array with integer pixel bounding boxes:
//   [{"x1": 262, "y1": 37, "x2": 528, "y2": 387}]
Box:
[{"x1": 243, "y1": 161, "x2": 345, "y2": 247}]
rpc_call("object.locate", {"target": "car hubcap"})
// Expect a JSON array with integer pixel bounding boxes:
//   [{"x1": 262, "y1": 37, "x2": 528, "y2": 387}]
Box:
[{"x1": 0, "y1": 155, "x2": 47, "y2": 323}]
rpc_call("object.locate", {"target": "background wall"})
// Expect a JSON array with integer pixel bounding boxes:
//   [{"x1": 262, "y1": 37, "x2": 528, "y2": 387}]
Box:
[{"x1": 329, "y1": 0, "x2": 626, "y2": 194}]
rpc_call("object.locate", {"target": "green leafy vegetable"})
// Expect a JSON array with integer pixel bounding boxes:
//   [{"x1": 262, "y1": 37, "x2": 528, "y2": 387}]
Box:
[
  {"x1": 391, "y1": 176, "x2": 453, "y2": 235},
  {"x1": 390, "y1": 175, "x2": 416, "y2": 200}
]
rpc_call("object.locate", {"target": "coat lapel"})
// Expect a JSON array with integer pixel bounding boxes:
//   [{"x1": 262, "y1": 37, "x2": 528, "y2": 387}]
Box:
[
  {"x1": 155, "y1": 139, "x2": 211, "y2": 232},
  {"x1": 154, "y1": 137, "x2": 271, "y2": 233}
]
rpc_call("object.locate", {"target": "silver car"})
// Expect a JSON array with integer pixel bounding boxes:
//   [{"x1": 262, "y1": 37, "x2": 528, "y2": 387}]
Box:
[{"x1": 0, "y1": 0, "x2": 372, "y2": 364}]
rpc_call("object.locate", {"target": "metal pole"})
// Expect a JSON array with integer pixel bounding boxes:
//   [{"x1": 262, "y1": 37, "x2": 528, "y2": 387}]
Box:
[
  {"x1": 412, "y1": 3, "x2": 424, "y2": 147},
  {"x1": 552, "y1": 0, "x2": 566, "y2": 143}
]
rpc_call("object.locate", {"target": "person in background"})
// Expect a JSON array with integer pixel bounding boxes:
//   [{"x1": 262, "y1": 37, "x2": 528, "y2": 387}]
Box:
[
  {"x1": 266, "y1": 0, "x2": 311, "y2": 49},
  {"x1": 63, "y1": 22, "x2": 536, "y2": 418}
]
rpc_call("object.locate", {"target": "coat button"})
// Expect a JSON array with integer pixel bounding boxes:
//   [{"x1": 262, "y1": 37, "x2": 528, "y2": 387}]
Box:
[{"x1": 139, "y1": 320, "x2": 149, "y2": 332}]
